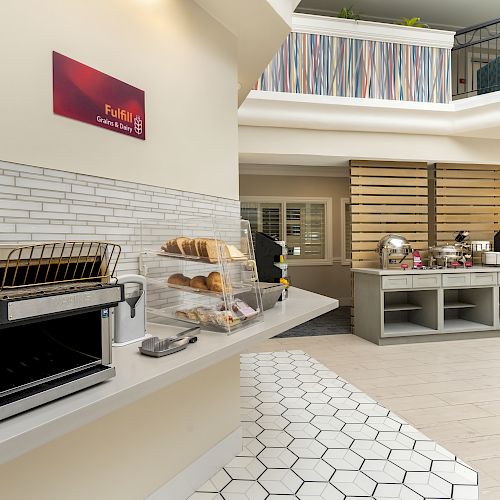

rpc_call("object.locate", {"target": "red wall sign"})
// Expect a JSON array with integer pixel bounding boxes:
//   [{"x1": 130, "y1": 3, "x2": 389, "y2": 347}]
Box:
[{"x1": 53, "y1": 51, "x2": 145, "y2": 140}]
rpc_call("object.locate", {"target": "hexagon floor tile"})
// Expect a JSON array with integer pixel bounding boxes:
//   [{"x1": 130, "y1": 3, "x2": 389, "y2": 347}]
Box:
[
  {"x1": 296, "y1": 481, "x2": 345, "y2": 500},
  {"x1": 257, "y1": 429, "x2": 293, "y2": 448},
  {"x1": 286, "y1": 422, "x2": 321, "y2": 439},
  {"x1": 292, "y1": 457, "x2": 334, "y2": 482},
  {"x1": 193, "y1": 351, "x2": 478, "y2": 500},
  {"x1": 224, "y1": 456, "x2": 265, "y2": 481},
  {"x1": 256, "y1": 414, "x2": 289, "y2": 431},
  {"x1": 258, "y1": 468, "x2": 303, "y2": 495},
  {"x1": 257, "y1": 447, "x2": 298, "y2": 469},
  {"x1": 323, "y1": 448, "x2": 364, "y2": 471},
  {"x1": 220, "y1": 480, "x2": 268, "y2": 500}
]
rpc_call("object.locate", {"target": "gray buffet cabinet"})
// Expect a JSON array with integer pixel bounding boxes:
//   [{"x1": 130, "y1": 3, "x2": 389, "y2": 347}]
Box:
[{"x1": 352, "y1": 267, "x2": 500, "y2": 345}]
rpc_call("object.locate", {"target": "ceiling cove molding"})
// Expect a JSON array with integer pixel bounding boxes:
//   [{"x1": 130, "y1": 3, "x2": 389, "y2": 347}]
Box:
[
  {"x1": 239, "y1": 164, "x2": 350, "y2": 177},
  {"x1": 291, "y1": 13, "x2": 455, "y2": 49}
]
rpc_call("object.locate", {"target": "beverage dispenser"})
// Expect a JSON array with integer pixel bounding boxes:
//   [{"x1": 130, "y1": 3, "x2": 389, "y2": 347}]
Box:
[{"x1": 255, "y1": 232, "x2": 289, "y2": 300}]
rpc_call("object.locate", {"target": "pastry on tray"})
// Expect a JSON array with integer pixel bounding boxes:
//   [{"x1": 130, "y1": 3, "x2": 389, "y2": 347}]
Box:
[
  {"x1": 194, "y1": 238, "x2": 206, "y2": 257},
  {"x1": 190, "y1": 275, "x2": 209, "y2": 290},
  {"x1": 182, "y1": 238, "x2": 198, "y2": 256},
  {"x1": 167, "y1": 273, "x2": 191, "y2": 287},
  {"x1": 207, "y1": 271, "x2": 225, "y2": 292},
  {"x1": 161, "y1": 237, "x2": 246, "y2": 263},
  {"x1": 174, "y1": 305, "x2": 245, "y2": 329},
  {"x1": 162, "y1": 237, "x2": 189, "y2": 255},
  {"x1": 167, "y1": 271, "x2": 229, "y2": 293},
  {"x1": 175, "y1": 310, "x2": 189, "y2": 320}
]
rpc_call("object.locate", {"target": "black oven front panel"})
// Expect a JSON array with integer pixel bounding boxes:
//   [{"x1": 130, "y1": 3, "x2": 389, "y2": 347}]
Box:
[{"x1": 0, "y1": 310, "x2": 103, "y2": 398}]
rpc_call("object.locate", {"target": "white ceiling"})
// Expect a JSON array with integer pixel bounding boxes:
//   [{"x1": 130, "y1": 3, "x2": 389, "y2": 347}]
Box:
[{"x1": 296, "y1": 0, "x2": 500, "y2": 30}]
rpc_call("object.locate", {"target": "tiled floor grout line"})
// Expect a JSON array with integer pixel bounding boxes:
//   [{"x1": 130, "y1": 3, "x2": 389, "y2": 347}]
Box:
[{"x1": 191, "y1": 349, "x2": 479, "y2": 500}]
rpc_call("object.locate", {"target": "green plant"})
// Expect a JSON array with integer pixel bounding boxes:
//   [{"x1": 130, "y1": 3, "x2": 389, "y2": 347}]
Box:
[
  {"x1": 338, "y1": 6, "x2": 360, "y2": 20},
  {"x1": 398, "y1": 17, "x2": 429, "y2": 28}
]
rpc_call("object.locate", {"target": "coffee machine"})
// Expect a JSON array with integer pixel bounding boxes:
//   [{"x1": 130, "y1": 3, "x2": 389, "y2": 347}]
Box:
[{"x1": 255, "y1": 232, "x2": 289, "y2": 300}]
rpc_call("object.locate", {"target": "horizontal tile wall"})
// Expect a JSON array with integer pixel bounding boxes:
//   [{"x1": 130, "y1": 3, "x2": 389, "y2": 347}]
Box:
[{"x1": 0, "y1": 160, "x2": 240, "y2": 274}]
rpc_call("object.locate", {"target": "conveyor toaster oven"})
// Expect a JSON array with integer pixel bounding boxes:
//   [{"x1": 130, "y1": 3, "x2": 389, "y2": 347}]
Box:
[{"x1": 0, "y1": 242, "x2": 123, "y2": 421}]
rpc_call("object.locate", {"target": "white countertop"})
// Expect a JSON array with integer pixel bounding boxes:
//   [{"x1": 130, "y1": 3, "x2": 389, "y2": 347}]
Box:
[
  {"x1": 352, "y1": 266, "x2": 500, "y2": 276},
  {"x1": 0, "y1": 287, "x2": 337, "y2": 464}
]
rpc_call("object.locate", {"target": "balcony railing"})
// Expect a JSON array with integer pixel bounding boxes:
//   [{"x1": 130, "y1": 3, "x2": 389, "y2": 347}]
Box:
[
  {"x1": 255, "y1": 14, "x2": 455, "y2": 104},
  {"x1": 452, "y1": 18, "x2": 500, "y2": 99}
]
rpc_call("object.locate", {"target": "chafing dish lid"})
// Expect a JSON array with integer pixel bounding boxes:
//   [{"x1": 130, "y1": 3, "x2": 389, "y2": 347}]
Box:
[
  {"x1": 376, "y1": 234, "x2": 412, "y2": 253},
  {"x1": 430, "y1": 244, "x2": 463, "y2": 256}
]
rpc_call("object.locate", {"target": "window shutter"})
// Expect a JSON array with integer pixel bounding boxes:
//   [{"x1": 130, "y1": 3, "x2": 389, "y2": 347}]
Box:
[
  {"x1": 240, "y1": 205, "x2": 258, "y2": 241},
  {"x1": 285, "y1": 202, "x2": 326, "y2": 260},
  {"x1": 241, "y1": 202, "x2": 282, "y2": 242},
  {"x1": 241, "y1": 198, "x2": 330, "y2": 264}
]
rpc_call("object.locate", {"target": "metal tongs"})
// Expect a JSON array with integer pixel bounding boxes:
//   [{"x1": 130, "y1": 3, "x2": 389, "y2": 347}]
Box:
[{"x1": 139, "y1": 326, "x2": 199, "y2": 357}]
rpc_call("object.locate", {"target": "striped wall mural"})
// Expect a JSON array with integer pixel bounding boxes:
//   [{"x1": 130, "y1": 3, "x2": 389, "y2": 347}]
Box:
[{"x1": 256, "y1": 32, "x2": 452, "y2": 103}]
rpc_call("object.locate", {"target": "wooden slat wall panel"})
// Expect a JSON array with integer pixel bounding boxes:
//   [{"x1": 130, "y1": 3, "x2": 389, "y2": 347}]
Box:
[
  {"x1": 350, "y1": 160, "x2": 429, "y2": 268},
  {"x1": 435, "y1": 163, "x2": 500, "y2": 245}
]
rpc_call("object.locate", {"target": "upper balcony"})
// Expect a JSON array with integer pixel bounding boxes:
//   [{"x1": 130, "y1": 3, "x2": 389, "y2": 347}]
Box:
[
  {"x1": 254, "y1": 13, "x2": 455, "y2": 104},
  {"x1": 453, "y1": 17, "x2": 500, "y2": 99},
  {"x1": 252, "y1": 13, "x2": 500, "y2": 104},
  {"x1": 240, "y1": 14, "x2": 500, "y2": 147}
]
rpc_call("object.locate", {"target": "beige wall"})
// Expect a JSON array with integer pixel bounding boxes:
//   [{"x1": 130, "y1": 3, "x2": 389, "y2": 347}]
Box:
[
  {"x1": 0, "y1": 357, "x2": 240, "y2": 500},
  {"x1": 0, "y1": 0, "x2": 239, "y2": 199},
  {"x1": 240, "y1": 173, "x2": 352, "y2": 303}
]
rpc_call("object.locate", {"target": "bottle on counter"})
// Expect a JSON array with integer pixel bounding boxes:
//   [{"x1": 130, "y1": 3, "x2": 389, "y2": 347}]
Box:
[{"x1": 413, "y1": 250, "x2": 423, "y2": 269}]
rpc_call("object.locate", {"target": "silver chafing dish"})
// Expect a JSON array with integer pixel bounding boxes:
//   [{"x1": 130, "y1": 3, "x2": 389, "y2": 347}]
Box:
[
  {"x1": 376, "y1": 234, "x2": 413, "y2": 269},
  {"x1": 429, "y1": 231, "x2": 473, "y2": 268},
  {"x1": 428, "y1": 244, "x2": 466, "y2": 268}
]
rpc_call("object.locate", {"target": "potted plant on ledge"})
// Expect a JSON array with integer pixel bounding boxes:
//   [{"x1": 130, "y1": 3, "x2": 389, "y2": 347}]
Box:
[
  {"x1": 398, "y1": 17, "x2": 429, "y2": 28},
  {"x1": 338, "y1": 6, "x2": 361, "y2": 21}
]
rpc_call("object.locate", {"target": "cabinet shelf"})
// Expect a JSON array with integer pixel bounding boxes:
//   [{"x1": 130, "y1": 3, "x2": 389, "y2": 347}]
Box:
[
  {"x1": 443, "y1": 319, "x2": 493, "y2": 332},
  {"x1": 141, "y1": 249, "x2": 249, "y2": 264},
  {"x1": 146, "y1": 306, "x2": 254, "y2": 333},
  {"x1": 443, "y1": 302, "x2": 476, "y2": 309},
  {"x1": 147, "y1": 278, "x2": 253, "y2": 298},
  {"x1": 384, "y1": 303, "x2": 423, "y2": 312},
  {"x1": 384, "y1": 322, "x2": 437, "y2": 336},
  {"x1": 382, "y1": 289, "x2": 439, "y2": 338}
]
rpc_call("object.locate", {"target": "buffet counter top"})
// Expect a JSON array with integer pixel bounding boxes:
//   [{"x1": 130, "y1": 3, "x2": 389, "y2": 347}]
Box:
[
  {"x1": 352, "y1": 266, "x2": 499, "y2": 275},
  {"x1": 0, "y1": 287, "x2": 337, "y2": 464}
]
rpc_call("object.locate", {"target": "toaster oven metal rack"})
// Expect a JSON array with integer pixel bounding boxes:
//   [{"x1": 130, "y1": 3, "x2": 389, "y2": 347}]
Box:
[{"x1": 0, "y1": 241, "x2": 121, "y2": 291}]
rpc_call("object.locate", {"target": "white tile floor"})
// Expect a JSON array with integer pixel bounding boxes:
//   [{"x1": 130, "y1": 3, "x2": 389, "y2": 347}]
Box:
[
  {"x1": 190, "y1": 349, "x2": 478, "y2": 500},
  {"x1": 248, "y1": 334, "x2": 500, "y2": 499}
]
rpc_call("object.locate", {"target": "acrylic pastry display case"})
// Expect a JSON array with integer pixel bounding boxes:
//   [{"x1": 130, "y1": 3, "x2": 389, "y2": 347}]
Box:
[{"x1": 139, "y1": 218, "x2": 264, "y2": 334}]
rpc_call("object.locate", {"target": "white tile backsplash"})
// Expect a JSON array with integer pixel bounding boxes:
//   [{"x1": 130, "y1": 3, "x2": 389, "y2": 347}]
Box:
[
  {"x1": 95, "y1": 187, "x2": 135, "y2": 200},
  {"x1": 42, "y1": 202, "x2": 72, "y2": 213},
  {"x1": 0, "y1": 160, "x2": 240, "y2": 274},
  {"x1": 3, "y1": 200, "x2": 43, "y2": 211},
  {"x1": 0, "y1": 175, "x2": 15, "y2": 186},
  {"x1": 16, "y1": 177, "x2": 71, "y2": 192},
  {"x1": 69, "y1": 205, "x2": 114, "y2": 216},
  {"x1": 71, "y1": 184, "x2": 94, "y2": 195}
]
